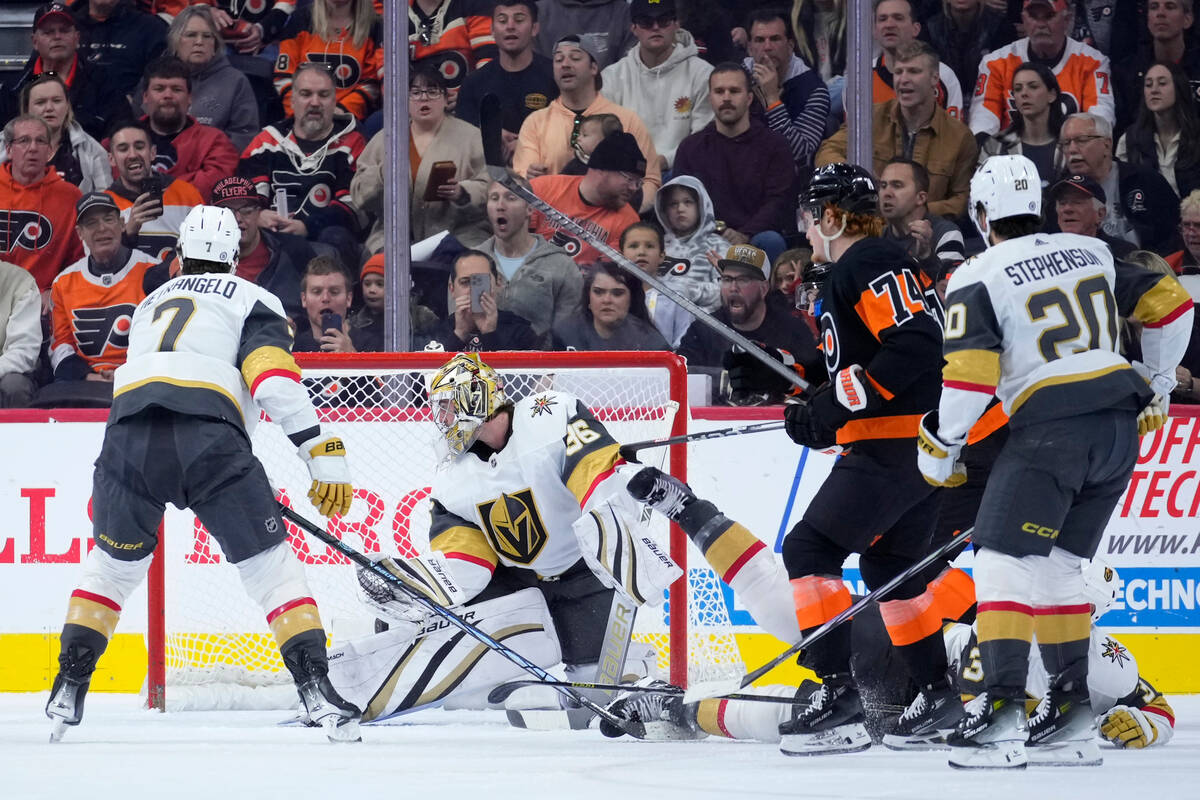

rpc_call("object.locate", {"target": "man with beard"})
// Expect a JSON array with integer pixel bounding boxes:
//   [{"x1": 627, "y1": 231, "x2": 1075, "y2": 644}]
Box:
[
  {"x1": 239, "y1": 63, "x2": 366, "y2": 272},
  {"x1": 139, "y1": 57, "x2": 239, "y2": 203},
  {"x1": 455, "y1": 2, "x2": 557, "y2": 130},
  {"x1": 879, "y1": 159, "x2": 965, "y2": 275},
  {"x1": 676, "y1": 244, "x2": 821, "y2": 400},
  {"x1": 104, "y1": 120, "x2": 204, "y2": 264}
]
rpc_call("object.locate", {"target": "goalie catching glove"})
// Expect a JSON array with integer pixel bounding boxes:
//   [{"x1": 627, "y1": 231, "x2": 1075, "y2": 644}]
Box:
[
  {"x1": 1100, "y1": 705, "x2": 1167, "y2": 749},
  {"x1": 298, "y1": 434, "x2": 353, "y2": 516},
  {"x1": 356, "y1": 552, "x2": 466, "y2": 624},
  {"x1": 783, "y1": 365, "x2": 880, "y2": 449},
  {"x1": 916, "y1": 411, "x2": 966, "y2": 488}
]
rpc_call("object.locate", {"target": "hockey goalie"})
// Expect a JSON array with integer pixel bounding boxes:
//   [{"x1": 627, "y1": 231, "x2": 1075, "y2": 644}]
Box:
[{"x1": 324, "y1": 353, "x2": 679, "y2": 724}]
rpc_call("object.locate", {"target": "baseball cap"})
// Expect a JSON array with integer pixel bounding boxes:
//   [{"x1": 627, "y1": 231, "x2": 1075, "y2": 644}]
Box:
[
  {"x1": 587, "y1": 132, "x2": 647, "y2": 176},
  {"x1": 75, "y1": 192, "x2": 119, "y2": 221},
  {"x1": 631, "y1": 0, "x2": 677, "y2": 19},
  {"x1": 34, "y1": 3, "x2": 75, "y2": 30},
  {"x1": 211, "y1": 176, "x2": 267, "y2": 208},
  {"x1": 361, "y1": 253, "x2": 384, "y2": 279},
  {"x1": 554, "y1": 34, "x2": 600, "y2": 65},
  {"x1": 1051, "y1": 174, "x2": 1106, "y2": 204},
  {"x1": 1023, "y1": 0, "x2": 1069, "y2": 13},
  {"x1": 717, "y1": 245, "x2": 770, "y2": 279}
]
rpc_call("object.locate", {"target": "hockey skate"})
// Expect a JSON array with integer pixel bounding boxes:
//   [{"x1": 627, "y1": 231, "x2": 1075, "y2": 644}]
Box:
[
  {"x1": 45, "y1": 641, "x2": 99, "y2": 743},
  {"x1": 778, "y1": 674, "x2": 872, "y2": 756},
  {"x1": 626, "y1": 466, "x2": 695, "y2": 522},
  {"x1": 883, "y1": 682, "x2": 965, "y2": 751},
  {"x1": 947, "y1": 693, "x2": 1028, "y2": 769},
  {"x1": 599, "y1": 679, "x2": 706, "y2": 741},
  {"x1": 286, "y1": 643, "x2": 362, "y2": 743},
  {"x1": 1026, "y1": 687, "x2": 1103, "y2": 766}
]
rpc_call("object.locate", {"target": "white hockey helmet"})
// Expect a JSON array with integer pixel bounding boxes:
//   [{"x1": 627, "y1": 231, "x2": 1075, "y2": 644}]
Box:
[
  {"x1": 427, "y1": 353, "x2": 510, "y2": 456},
  {"x1": 1082, "y1": 559, "x2": 1120, "y2": 622},
  {"x1": 178, "y1": 205, "x2": 240, "y2": 273},
  {"x1": 969, "y1": 155, "x2": 1042, "y2": 241}
]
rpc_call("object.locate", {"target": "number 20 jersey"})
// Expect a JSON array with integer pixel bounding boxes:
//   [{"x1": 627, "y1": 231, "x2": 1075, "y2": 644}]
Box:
[{"x1": 941, "y1": 232, "x2": 1192, "y2": 431}]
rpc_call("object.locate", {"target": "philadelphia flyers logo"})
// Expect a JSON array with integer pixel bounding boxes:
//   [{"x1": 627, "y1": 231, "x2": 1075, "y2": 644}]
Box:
[
  {"x1": 664, "y1": 258, "x2": 690, "y2": 276},
  {"x1": 73, "y1": 304, "x2": 136, "y2": 357},
  {"x1": 135, "y1": 231, "x2": 180, "y2": 263},
  {"x1": 0, "y1": 210, "x2": 53, "y2": 252},
  {"x1": 270, "y1": 169, "x2": 338, "y2": 214},
  {"x1": 422, "y1": 51, "x2": 469, "y2": 89},
  {"x1": 819, "y1": 311, "x2": 840, "y2": 373},
  {"x1": 238, "y1": 0, "x2": 269, "y2": 15},
  {"x1": 550, "y1": 229, "x2": 582, "y2": 258},
  {"x1": 306, "y1": 52, "x2": 362, "y2": 89}
]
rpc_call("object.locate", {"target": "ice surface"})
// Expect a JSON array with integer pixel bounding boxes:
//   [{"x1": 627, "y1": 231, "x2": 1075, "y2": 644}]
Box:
[{"x1": 3, "y1": 694, "x2": 1198, "y2": 800}]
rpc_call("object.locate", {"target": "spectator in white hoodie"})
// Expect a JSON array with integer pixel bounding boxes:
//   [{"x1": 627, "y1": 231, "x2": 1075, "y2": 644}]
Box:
[
  {"x1": 601, "y1": 0, "x2": 714, "y2": 171},
  {"x1": 653, "y1": 175, "x2": 725, "y2": 311}
]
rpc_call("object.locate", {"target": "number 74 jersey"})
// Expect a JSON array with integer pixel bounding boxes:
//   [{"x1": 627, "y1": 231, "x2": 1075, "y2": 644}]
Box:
[{"x1": 940, "y1": 232, "x2": 1193, "y2": 434}]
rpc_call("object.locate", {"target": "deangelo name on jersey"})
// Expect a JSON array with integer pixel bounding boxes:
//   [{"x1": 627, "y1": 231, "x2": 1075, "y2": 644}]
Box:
[{"x1": 143, "y1": 275, "x2": 240, "y2": 309}]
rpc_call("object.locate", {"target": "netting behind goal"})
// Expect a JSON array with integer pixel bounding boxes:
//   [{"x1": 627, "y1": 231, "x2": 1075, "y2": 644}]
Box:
[{"x1": 145, "y1": 352, "x2": 746, "y2": 710}]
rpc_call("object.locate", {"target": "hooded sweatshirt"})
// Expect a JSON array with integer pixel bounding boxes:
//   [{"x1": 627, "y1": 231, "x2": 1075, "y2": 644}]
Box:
[
  {"x1": 0, "y1": 164, "x2": 84, "y2": 292},
  {"x1": 533, "y1": 0, "x2": 637, "y2": 70},
  {"x1": 601, "y1": 29, "x2": 714, "y2": 168},
  {"x1": 653, "y1": 175, "x2": 723, "y2": 312},
  {"x1": 478, "y1": 233, "x2": 583, "y2": 341}
]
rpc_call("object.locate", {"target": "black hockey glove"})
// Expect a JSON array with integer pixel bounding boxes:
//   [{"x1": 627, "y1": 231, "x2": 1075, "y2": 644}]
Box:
[
  {"x1": 783, "y1": 366, "x2": 882, "y2": 449},
  {"x1": 783, "y1": 392, "x2": 840, "y2": 449},
  {"x1": 723, "y1": 344, "x2": 804, "y2": 396}
]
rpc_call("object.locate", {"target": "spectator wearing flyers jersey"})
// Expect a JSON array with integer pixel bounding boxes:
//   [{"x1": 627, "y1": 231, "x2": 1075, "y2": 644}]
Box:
[
  {"x1": 409, "y1": 0, "x2": 498, "y2": 108},
  {"x1": 871, "y1": 0, "x2": 963, "y2": 120},
  {"x1": 239, "y1": 63, "x2": 367, "y2": 272},
  {"x1": 529, "y1": 132, "x2": 643, "y2": 269},
  {"x1": 276, "y1": 0, "x2": 383, "y2": 122}
]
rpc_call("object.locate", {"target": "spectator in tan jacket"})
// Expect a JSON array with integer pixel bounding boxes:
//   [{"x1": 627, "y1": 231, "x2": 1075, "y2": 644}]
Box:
[{"x1": 816, "y1": 41, "x2": 976, "y2": 218}]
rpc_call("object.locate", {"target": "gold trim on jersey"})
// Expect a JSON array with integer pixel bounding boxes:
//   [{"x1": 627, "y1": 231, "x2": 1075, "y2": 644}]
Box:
[
  {"x1": 700, "y1": 522, "x2": 756, "y2": 578},
  {"x1": 944, "y1": 349, "x2": 1001, "y2": 388},
  {"x1": 696, "y1": 698, "x2": 728, "y2": 738},
  {"x1": 65, "y1": 596, "x2": 120, "y2": 639},
  {"x1": 268, "y1": 601, "x2": 322, "y2": 648},
  {"x1": 1133, "y1": 276, "x2": 1191, "y2": 325},
  {"x1": 1009, "y1": 364, "x2": 1129, "y2": 415},
  {"x1": 476, "y1": 489, "x2": 550, "y2": 566},
  {"x1": 112, "y1": 376, "x2": 244, "y2": 417},
  {"x1": 240, "y1": 345, "x2": 301, "y2": 389},
  {"x1": 1033, "y1": 611, "x2": 1090, "y2": 644},
  {"x1": 564, "y1": 442, "x2": 621, "y2": 504},
  {"x1": 430, "y1": 525, "x2": 498, "y2": 569}
]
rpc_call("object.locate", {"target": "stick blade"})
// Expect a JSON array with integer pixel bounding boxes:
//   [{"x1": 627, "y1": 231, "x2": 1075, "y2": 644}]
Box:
[{"x1": 682, "y1": 678, "x2": 744, "y2": 704}]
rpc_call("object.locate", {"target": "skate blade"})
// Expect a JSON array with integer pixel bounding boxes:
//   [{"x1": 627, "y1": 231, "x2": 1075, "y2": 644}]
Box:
[
  {"x1": 1027, "y1": 740, "x2": 1102, "y2": 767},
  {"x1": 321, "y1": 716, "x2": 362, "y2": 743},
  {"x1": 49, "y1": 718, "x2": 69, "y2": 743},
  {"x1": 780, "y1": 723, "x2": 872, "y2": 756},
  {"x1": 882, "y1": 732, "x2": 949, "y2": 751},
  {"x1": 948, "y1": 741, "x2": 1027, "y2": 769}
]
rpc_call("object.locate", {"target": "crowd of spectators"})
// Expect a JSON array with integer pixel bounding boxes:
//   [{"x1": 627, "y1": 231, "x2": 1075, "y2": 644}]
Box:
[{"x1": 1, "y1": 0, "x2": 1200, "y2": 410}]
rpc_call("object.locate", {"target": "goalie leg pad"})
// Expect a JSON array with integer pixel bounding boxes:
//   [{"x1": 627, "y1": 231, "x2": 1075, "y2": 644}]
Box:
[
  {"x1": 574, "y1": 491, "x2": 681, "y2": 605},
  {"x1": 328, "y1": 587, "x2": 562, "y2": 722}
]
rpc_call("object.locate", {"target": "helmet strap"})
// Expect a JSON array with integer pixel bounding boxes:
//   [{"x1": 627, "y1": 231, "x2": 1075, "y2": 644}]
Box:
[{"x1": 816, "y1": 214, "x2": 848, "y2": 260}]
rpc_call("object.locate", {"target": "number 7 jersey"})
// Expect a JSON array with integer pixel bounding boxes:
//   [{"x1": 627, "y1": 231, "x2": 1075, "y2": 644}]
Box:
[{"x1": 939, "y1": 232, "x2": 1193, "y2": 438}]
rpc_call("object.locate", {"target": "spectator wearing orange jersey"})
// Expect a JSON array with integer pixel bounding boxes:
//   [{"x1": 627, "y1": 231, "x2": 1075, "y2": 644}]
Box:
[
  {"x1": 276, "y1": 0, "x2": 383, "y2": 121},
  {"x1": 409, "y1": 0, "x2": 498, "y2": 108}
]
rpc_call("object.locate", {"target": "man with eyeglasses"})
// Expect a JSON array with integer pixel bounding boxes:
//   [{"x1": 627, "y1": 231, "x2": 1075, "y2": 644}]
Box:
[
  {"x1": 971, "y1": 0, "x2": 1113, "y2": 140},
  {"x1": 601, "y1": 0, "x2": 713, "y2": 172},
  {"x1": 1051, "y1": 112, "x2": 1181, "y2": 255},
  {"x1": 0, "y1": 114, "x2": 84, "y2": 299},
  {"x1": 1, "y1": 3, "x2": 129, "y2": 142},
  {"x1": 676, "y1": 244, "x2": 820, "y2": 404}
]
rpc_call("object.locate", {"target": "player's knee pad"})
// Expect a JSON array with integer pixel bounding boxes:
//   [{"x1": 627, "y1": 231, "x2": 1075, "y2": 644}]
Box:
[
  {"x1": 1030, "y1": 547, "x2": 1088, "y2": 606},
  {"x1": 782, "y1": 521, "x2": 845, "y2": 578},
  {"x1": 233, "y1": 541, "x2": 313, "y2": 614},
  {"x1": 329, "y1": 586, "x2": 561, "y2": 722},
  {"x1": 77, "y1": 546, "x2": 153, "y2": 607},
  {"x1": 973, "y1": 547, "x2": 1039, "y2": 603}
]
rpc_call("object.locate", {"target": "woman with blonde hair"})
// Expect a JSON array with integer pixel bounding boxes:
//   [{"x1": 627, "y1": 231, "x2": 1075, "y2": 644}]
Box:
[
  {"x1": 0, "y1": 74, "x2": 109, "y2": 193},
  {"x1": 276, "y1": 0, "x2": 383, "y2": 121}
]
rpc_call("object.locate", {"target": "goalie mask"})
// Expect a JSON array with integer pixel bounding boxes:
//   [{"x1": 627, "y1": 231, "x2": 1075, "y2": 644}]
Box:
[
  {"x1": 428, "y1": 353, "x2": 510, "y2": 456},
  {"x1": 1082, "y1": 559, "x2": 1119, "y2": 622}
]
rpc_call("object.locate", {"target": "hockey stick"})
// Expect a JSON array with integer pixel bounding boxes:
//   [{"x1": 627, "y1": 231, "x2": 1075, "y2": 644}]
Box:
[
  {"x1": 618, "y1": 421, "x2": 786, "y2": 461},
  {"x1": 477, "y1": 94, "x2": 810, "y2": 395},
  {"x1": 682, "y1": 527, "x2": 974, "y2": 704},
  {"x1": 278, "y1": 503, "x2": 644, "y2": 736}
]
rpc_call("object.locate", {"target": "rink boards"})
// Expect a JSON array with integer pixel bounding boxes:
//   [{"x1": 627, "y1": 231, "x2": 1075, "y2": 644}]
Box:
[{"x1": 2, "y1": 407, "x2": 1199, "y2": 694}]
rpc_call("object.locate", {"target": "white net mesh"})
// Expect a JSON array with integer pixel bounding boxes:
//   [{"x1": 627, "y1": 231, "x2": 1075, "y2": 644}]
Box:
[{"x1": 154, "y1": 354, "x2": 744, "y2": 709}]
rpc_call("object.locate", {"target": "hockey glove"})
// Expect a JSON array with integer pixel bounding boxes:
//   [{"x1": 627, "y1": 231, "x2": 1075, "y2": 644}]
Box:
[
  {"x1": 1131, "y1": 361, "x2": 1174, "y2": 436},
  {"x1": 723, "y1": 344, "x2": 803, "y2": 397},
  {"x1": 782, "y1": 365, "x2": 880, "y2": 450},
  {"x1": 298, "y1": 434, "x2": 353, "y2": 517},
  {"x1": 1100, "y1": 705, "x2": 1162, "y2": 749},
  {"x1": 916, "y1": 411, "x2": 967, "y2": 488}
]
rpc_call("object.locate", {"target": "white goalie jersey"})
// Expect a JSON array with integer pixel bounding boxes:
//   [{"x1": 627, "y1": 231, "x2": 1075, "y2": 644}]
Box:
[{"x1": 426, "y1": 390, "x2": 628, "y2": 600}]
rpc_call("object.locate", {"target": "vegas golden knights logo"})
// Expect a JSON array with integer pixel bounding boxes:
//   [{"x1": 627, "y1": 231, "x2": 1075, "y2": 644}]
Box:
[{"x1": 476, "y1": 489, "x2": 549, "y2": 565}]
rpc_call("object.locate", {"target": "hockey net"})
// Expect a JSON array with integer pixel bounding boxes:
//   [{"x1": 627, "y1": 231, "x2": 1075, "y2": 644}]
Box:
[{"x1": 145, "y1": 351, "x2": 745, "y2": 710}]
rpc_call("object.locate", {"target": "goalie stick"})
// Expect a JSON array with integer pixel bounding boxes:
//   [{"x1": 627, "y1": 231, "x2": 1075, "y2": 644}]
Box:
[
  {"x1": 477, "y1": 93, "x2": 810, "y2": 396},
  {"x1": 618, "y1": 421, "x2": 786, "y2": 461},
  {"x1": 278, "y1": 503, "x2": 645, "y2": 737},
  {"x1": 682, "y1": 527, "x2": 975, "y2": 704}
]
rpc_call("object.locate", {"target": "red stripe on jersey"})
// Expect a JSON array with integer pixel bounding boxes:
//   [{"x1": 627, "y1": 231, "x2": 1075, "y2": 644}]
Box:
[
  {"x1": 944, "y1": 379, "x2": 997, "y2": 394},
  {"x1": 251, "y1": 368, "x2": 301, "y2": 395},
  {"x1": 579, "y1": 458, "x2": 626, "y2": 508},
  {"x1": 716, "y1": 699, "x2": 733, "y2": 738},
  {"x1": 71, "y1": 589, "x2": 121, "y2": 612},
  {"x1": 445, "y1": 552, "x2": 498, "y2": 572},
  {"x1": 266, "y1": 596, "x2": 317, "y2": 624},
  {"x1": 723, "y1": 539, "x2": 766, "y2": 584},
  {"x1": 1142, "y1": 704, "x2": 1175, "y2": 727},
  {"x1": 1032, "y1": 603, "x2": 1091, "y2": 616},
  {"x1": 978, "y1": 600, "x2": 1034, "y2": 615},
  {"x1": 1144, "y1": 299, "x2": 1193, "y2": 328}
]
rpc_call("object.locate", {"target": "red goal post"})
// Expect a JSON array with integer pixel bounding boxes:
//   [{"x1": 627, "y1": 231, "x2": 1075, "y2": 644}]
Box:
[{"x1": 144, "y1": 351, "x2": 719, "y2": 710}]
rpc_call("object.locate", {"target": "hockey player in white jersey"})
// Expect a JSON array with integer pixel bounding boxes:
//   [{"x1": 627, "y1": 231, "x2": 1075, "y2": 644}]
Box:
[
  {"x1": 325, "y1": 353, "x2": 677, "y2": 724},
  {"x1": 917, "y1": 154, "x2": 1192, "y2": 768},
  {"x1": 44, "y1": 205, "x2": 361, "y2": 742}
]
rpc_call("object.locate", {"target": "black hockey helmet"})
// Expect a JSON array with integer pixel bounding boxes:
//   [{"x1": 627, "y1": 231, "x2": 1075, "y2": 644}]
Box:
[{"x1": 800, "y1": 162, "x2": 880, "y2": 219}]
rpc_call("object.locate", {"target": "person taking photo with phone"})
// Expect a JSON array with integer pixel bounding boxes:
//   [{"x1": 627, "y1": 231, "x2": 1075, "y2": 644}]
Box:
[
  {"x1": 420, "y1": 250, "x2": 541, "y2": 352},
  {"x1": 293, "y1": 256, "x2": 374, "y2": 353}
]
